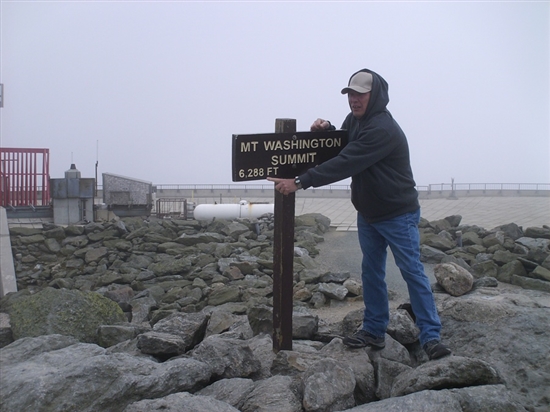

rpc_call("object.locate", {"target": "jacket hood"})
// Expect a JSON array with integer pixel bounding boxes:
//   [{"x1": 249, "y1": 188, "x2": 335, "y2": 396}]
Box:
[{"x1": 346, "y1": 68, "x2": 390, "y2": 121}]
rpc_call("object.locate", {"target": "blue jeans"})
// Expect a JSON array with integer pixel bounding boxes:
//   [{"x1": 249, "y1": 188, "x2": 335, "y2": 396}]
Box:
[{"x1": 357, "y1": 209, "x2": 441, "y2": 346}]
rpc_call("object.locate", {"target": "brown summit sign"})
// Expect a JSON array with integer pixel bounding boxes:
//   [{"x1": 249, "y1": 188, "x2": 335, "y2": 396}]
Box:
[{"x1": 232, "y1": 130, "x2": 348, "y2": 182}]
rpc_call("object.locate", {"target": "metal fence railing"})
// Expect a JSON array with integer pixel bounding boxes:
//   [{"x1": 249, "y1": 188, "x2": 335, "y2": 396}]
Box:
[
  {"x1": 93, "y1": 183, "x2": 550, "y2": 196},
  {"x1": 416, "y1": 183, "x2": 550, "y2": 193}
]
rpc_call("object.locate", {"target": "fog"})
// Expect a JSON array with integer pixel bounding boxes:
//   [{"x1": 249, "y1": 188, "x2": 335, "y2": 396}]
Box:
[{"x1": 1, "y1": 1, "x2": 548, "y2": 186}]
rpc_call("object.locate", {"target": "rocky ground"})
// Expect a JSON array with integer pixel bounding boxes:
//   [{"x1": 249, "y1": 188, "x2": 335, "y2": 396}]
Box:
[{"x1": 1, "y1": 213, "x2": 549, "y2": 411}]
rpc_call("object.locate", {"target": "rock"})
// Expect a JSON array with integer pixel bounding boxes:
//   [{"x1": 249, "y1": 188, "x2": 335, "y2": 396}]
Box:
[
  {"x1": 97, "y1": 324, "x2": 146, "y2": 348},
  {"x1": 343, "y1": 278, "x2": 362, "y2": 296},
  {"x1": 102, "y1": 285, "x2": 135, "y2": 304},
  {"x1": 208, "y1": 285, "x2": 242, "y2": 306},
  {"x1": 7, "y1": 288, "x2": 126, "y2": 343},
  {"x1": 473, "y1": 276, "x2": 498, "y2": 288},
  {"x1": 373, "y1": 357, "x2": 412, "y2": 400},
  {"x1": 434, "y1": 262, "x2": 474, "y2": 296},
  {"x1": 439, "y1": 293, "x2": 513, "y2": 323},
  {"x1": 196, "y1": 378, "x2": 255, "y2": 410},
  {"x1": 461, "y1": 231, "x2": 484, "y2": 246},
  {"x1": 290, "y1": 310, "x2": 317, "y2": 339},
  {"x1": 0, "y1": 312, "x2": 13, "y2": 348},
  {"x1": 157, "y1": 241, "x2": 187, "y2": 253},
  {"x1": 88, "y1": 229, "x2": 120, "y2": 242},
  {"x1": 482, "y1": 231, "x2": 506, "y2": 248},
  {"x1": 532, "y1": 265, "x2": 550, "y2": 282},
  {"x1": 65, "y1": 225, "x2": 85, "y2": 236},
  {"x1": 248, "y1": 334, "x2": 276, "y2": 379},
  {"x1": 62, "y1": 234, "x2": 89, "y2": 248},
  {"x1": 190, "y1": 335, "x2": 261, "y2": 380},
  {"x1": 517, "y1": 256, "x2": 539, "y2": 271},
  {"x1": 345, "y1": 384, "x2": 524, "y2": 411},
  {"x1": 223, "y1": 221, "x2": 252, "y2": 240},
  {"x1": 465, "y1": 243, "x2": 486, "y2": 255},
  {"x1": 240, "y1": 375, "x2": 302, "y2": 412},
  {"x1": 444, "y1": 215, "x2": 462, "y2": 227},
  {"x1": 318, "y1": 282, "x2": 349, "y2": 301},
  {"x1": 527, "y1": 246, "x2": 550, "y2": 265},
  {"x1": 294, "y1": 213, "x2": 331, "y2": 234},
  {"x1": 492, "y1": 250, "x2": 521, "y2": 265},
  {"x1": 0, "y1": 334, "x2": 212, "y2": 412},
  {"x1": 524, "y1": 226, "x2": 550, "y2": 239},
  {"x1": 124, "y1": 392, "x2": 240, "y2": 412},
  {"x1": 390, "y1": 356, "x2": 502, "y2": 397},
  {"x1": 516, "y1": 237, "x2": 550, "y2": 250},
  {"x1": 497, "y1": 260, "x2": 527, "y2": 283},
  {"x1": 130, "y1": 293, "x2": 158, "y2": 324},
  {"x1": 493, "y1": 222, "x2": 524, "y2": 240},
  {"x1": 421, "y1": 233, "x2": 455, "y2": 251},
  {"x1": 420, "y1": 245, "x2": 447, "y2": 263},
  {"x1": 246, "y1": 304, "x2": 273, "y2": 336},
  {"x1": 440, "y1": 288, "x2": 550, "y2": 411},
  {"x1": 471, "y1": 260, "x2": 498, "y2": 279},
  {"x1": 299, "y1": 269, "x2": 322, "y2": 284},
  {"x1": 309, "y1": 291, "x2": 327, "y2": 309},
  {"x1": 149, "y1": 257, "x2": 192, "y2": 277},
  {"x1": 302, "y1": 359, "x2": 356, "y2": 412},
  {"x1": 511, "y1": 274, "x2": 550, "y2": 293},
  {"x1": 18, "y1": 234, "x2": 46, "y2": 244},
  {"x1": 319, "y1": 338, "x2": 377, "y2": 404},
  {"x1": 387, "y1": 309, "x2": 420, "y2": 344},
  {"x1": 178, "y1": 232, "x2": 225, "y2": 246},
  {"x1": 320, "y1": 271, "x2": 351, "y2": 283},
  {"x1": 10, "y1": 227, "x2": 43, "y2": 236},
  {"x1": 440, "y1": 254, "x2": 472, "y2": 271},
  {"x1": 293, "y1": 282, "x2": 313, "y2": 301},
  {"x1": 44, "y1": 238, "x2": 62, "y2": 253},
  {"x1": 429, "y1": 218, "x2": 452, "y2": 233},
  {"x1": 4, "y1": 216, "x2": 550, "y2": 412},
  {"x1": 368, "y1": 333, "x2": 413, "y2": 367},
  {"x1": 152, "y1": 311, "x2": 209, "y2": 351},
  {"x1": 205, "y1": 310, "x2": 248, "y2": 338},
  {"x1": 137, "y1": 331, "x2": 188, "y2": 357}
]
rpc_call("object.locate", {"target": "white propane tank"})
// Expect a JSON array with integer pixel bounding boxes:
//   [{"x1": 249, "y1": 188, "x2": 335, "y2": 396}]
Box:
[{"x1": 193, "y1": 200, "x2": 273, "y2": 220}]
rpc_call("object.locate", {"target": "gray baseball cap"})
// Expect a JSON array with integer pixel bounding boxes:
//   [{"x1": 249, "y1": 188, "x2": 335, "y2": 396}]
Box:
[{"x1": 341, "y1": 71, "x2": 373, "y2": 94}]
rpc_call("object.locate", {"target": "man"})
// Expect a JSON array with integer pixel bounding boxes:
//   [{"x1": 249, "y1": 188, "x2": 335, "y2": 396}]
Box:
[{"x1": 267, "y1": 68, "x2": 451, "y2": 360}]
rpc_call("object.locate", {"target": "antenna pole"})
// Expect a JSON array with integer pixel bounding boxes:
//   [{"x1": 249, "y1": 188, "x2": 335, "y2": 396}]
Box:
[{"x1": 95, "y1": 141, "x2": 99, "y2": 198}]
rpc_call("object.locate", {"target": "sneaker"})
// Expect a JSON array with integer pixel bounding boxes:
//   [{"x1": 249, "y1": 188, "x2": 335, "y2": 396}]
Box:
[
  {"x1": 343, "y1": 329, "x2": 385, "y2": 349},
  {"x1": 423, "y1": 340, "x2": 452, "y2": 360}
]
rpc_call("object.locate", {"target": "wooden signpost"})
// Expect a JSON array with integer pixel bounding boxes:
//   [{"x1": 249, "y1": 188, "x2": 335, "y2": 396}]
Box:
[{"x1": 232, "y1": 119, "x2": 348, "y2": 352}]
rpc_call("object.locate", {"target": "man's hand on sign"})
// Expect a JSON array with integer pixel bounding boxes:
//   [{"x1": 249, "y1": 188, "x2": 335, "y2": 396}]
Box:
[
  {"x1": 267, "y1": 177, "x2": 298, "y2": 196},
  {"x1": 310, "y1": 118, "x2": 331, "y2": 131}
]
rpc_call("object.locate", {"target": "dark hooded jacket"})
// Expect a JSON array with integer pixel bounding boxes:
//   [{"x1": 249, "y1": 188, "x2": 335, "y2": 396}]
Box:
[{"x1": 299, "y1": 69, "x2": 420, "y2": 223}]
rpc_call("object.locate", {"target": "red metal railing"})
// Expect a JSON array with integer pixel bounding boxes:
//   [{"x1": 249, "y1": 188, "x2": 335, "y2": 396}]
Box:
[{"x1": 0, "y1": 148, "x2": 50, "y2": 207}]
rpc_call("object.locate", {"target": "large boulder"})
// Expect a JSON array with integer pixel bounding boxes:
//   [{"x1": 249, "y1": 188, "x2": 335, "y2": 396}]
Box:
[
  {"x1": 0, "y1": 334, "x2": 212, "y2": 412},
  {"x1": 390, "y1": 356, "x2": 502, "y2": 397},
  {"x1": 434, "y1": 262, "x2": 474, "y2": 296},
  {"x1": 7, "y1": 288, "x2": 126, "y2": 343}
]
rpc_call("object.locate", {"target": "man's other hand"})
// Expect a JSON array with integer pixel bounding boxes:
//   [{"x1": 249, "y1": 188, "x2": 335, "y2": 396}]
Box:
[
  {"x1": 310, "y1": 118, "x2": 330, "y2": 131},
  {"x1": 267, "y1": 177, "x2": 298, "y2": 196}
]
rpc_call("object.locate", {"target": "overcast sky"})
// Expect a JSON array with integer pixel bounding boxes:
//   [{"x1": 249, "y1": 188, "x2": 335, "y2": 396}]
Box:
[{"x1": 1, "y1": 1, "x2": 548, "y2": 187}]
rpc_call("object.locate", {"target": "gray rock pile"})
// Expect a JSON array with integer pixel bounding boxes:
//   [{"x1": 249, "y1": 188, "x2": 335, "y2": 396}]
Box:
[
  {"x1": 1, "y1": 213, "x2": 549, "y2": 411},
  {"x1": 7, "y1": 213, "x2": 346, "y2": 324},
  {"x1": 419, "y1": 215, "x2": 550, "y2": 294}
]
